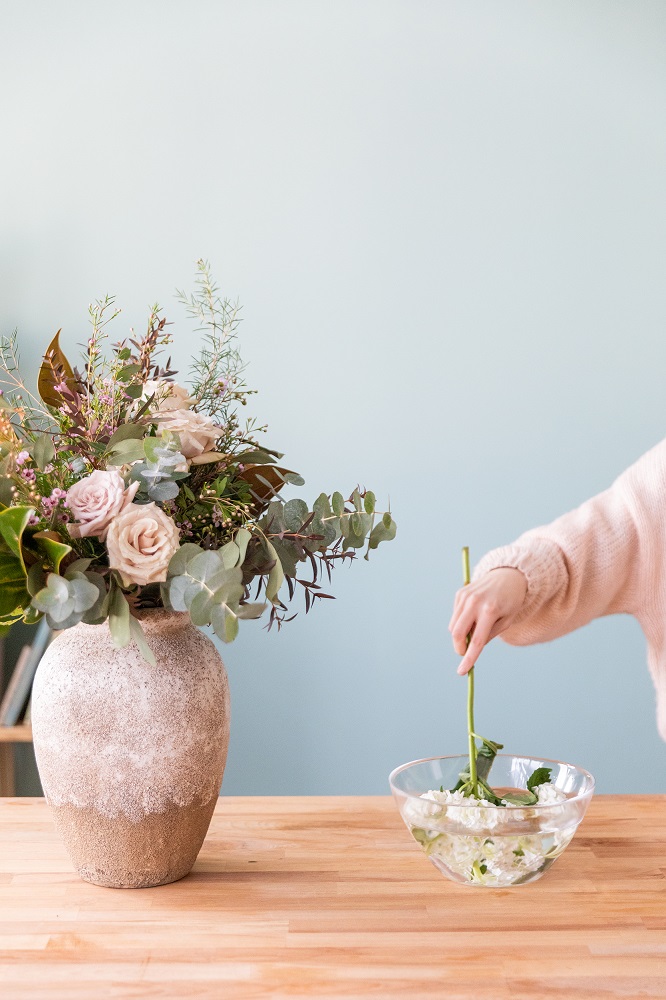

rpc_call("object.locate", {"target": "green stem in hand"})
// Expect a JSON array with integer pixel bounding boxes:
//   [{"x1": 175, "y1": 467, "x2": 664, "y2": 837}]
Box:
[{"x1": 462, "y1": 546, "x2": 478, "y2": 794}]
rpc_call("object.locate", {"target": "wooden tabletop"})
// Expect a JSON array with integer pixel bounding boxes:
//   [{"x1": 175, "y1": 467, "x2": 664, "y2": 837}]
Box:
[{"x1": 1, "y1": 795, "x2": 666, "y2": 999}]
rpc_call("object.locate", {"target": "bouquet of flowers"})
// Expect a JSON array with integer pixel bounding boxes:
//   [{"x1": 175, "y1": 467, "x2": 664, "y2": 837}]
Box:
[{"x1": 0, "y1": 261, "x2": 396, "y2": 664}]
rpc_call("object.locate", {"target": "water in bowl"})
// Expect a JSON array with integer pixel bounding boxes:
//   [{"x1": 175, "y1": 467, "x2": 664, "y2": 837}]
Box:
[{"x1": 408, "y1": 787, "x2": 578, "y2": 887}]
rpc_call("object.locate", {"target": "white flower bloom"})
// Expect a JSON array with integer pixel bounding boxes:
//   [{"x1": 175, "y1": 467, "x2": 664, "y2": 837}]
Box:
[{"x1": 535, "y1": 783, "x2": 567, "y2": 805}]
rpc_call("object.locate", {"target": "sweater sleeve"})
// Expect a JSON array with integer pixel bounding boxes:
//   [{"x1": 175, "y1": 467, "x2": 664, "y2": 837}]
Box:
[{"x1": 472, "y1": 439, "x2": 666, "y2": 646}]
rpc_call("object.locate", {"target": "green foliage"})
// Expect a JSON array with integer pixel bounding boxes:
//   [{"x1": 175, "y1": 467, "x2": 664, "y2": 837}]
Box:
[
  {"x1": 0, "y1": 264, "x2": 397, "y2": 662},
  {"x1": 162, "y1": 540, "x2": 249, "y2": 643},
  {"x1": 31, "y1": 571, "x2": 99, "y2": 629},
  {"x1": 527, "y1": 767, "x2": 553, "y2": 793},
  {"x1": 130, "y1": 431, "x2": 189, "y2": 502}
]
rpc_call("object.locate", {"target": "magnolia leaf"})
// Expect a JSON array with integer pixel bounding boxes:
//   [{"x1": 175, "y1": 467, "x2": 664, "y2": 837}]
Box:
[
  {"x1": 38, "y1": 330, "x2": 77, "y2": 408},
  {"x1": 27, "y1": 562, "x2": 46, "y2": 597},
  {"x1": 235, "y1": 448, "x2": 284, "y2": 465},
  {"x1": 238, "y1": 465, "x2": 300, "y2": 504},
  {"x1": 129, "y1": 616, "x2": 156, "y2": 666},
  {"x1": 107, "y1": 423, "x2": 145, "y2": 447},
  {"x1": 31, "y1": 434, "x2": 55, "y2": 471},
  {"x1": 0, "y1": 505, "x2": 33, "y2": 571},
  {"x1": 0, "y1": 554, "x2": 29, "y2": 617},
  {"x1": 32, "y1": 531, "x2": 72, "y2": 573},
  {"x1": 0, "y1": 477, "x2": 13, "y2": 507},
  {"x1": 124, "y1": 384, "x2": 143, "y2": 399}
]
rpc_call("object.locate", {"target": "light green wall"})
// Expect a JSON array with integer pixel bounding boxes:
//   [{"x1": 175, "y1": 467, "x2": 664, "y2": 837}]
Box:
[{"x1": 2, "y1": 1, "x2": 666, "y2": 794}]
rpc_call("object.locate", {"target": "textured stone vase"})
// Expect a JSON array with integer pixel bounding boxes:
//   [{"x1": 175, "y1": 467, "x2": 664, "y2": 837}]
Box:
[{"x1": 31, "y1": 610, "x2": 230, "y2": 888}]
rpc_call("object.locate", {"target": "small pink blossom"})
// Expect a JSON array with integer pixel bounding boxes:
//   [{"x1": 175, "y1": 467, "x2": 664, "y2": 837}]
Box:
[
  {"x1": 21, "y1": 468, "x2": 36, "y2": 483},
  {"x1": 16, "y1": 451, "x2": 30, "y2": 466}
]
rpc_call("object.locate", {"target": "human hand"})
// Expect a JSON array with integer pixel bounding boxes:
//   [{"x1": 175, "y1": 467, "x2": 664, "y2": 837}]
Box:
[{"x1": 448, "y1": 568, "x2": 528, "y2": 675}]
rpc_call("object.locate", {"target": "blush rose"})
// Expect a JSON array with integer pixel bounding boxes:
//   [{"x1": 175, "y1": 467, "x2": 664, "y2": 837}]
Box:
[
  {"x1": 66, "y1": 470, "x2": 139, "y2": 541},
  {"x1": 106, "y1": 502, "x2": 180, "y2": 587}
]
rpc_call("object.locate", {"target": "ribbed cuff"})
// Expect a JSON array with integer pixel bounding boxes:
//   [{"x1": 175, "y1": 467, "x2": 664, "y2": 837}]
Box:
[{"x1": 472, "y1": 538, "x2": 567, "y2": 622}]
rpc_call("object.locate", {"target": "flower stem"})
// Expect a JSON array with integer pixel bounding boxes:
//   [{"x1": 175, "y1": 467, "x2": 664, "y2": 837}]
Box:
[{"x1": 462, "y1": 546, "x2": 477, "y2": 793}]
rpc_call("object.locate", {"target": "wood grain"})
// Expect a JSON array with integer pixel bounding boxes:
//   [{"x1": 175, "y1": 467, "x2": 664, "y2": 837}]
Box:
[{"x1": 1, "y1": 795, "x2": 665, "y2": 999}]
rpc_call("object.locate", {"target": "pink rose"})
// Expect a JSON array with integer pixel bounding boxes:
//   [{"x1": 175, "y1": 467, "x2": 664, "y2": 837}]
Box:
[
  {"x1": 143, "y1": 380, "x2": 194, "y2": 412},
  {"x1": 106, "y1": 502, "x2": 180, "y2": 587},
  {"x1": 66, "y1": 471, "x2": 139, "y2": 540},
  {"x1": 155, "y1": 408, "x2": 222, "y2": 459}
]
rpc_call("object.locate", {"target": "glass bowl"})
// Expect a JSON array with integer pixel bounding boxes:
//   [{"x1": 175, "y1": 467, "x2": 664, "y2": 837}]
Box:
[{"x1": 389, "y1": 754, "x2": 595, "y2": 887}]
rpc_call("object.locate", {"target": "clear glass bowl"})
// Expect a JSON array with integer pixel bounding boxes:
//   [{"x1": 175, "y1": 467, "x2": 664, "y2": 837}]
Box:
[{"x1": 389, "y1": 754, "x2": 595, "y2": 887}]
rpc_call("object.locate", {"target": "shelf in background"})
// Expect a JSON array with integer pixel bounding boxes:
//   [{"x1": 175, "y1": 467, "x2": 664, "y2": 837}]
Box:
[
  {"x1": 0, "y1": 727, "x2": 33, "y2": 795},
  {"x1": 0, "y1": 725, "x2": 32, "y2": 744}
]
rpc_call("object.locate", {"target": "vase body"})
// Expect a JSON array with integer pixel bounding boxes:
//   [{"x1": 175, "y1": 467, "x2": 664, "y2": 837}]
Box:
[{"x1": 32, "y1": 610, "x2": 230, "y2": 888}]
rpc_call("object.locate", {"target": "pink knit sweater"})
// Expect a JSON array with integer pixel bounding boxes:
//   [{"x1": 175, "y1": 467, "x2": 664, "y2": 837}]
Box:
[{"x1": 473, "y1": 437, "x2": 666, "y2": 738}]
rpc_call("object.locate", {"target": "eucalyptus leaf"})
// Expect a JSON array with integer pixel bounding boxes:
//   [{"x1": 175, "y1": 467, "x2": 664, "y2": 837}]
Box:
[
  {"x1": 219, "y1": 541, "x2": 240, "y2": 570},
  {"x1": 31, "y1": 434, "x2": 55, "y2": 470},
  {"x1": 210, "y1": 604, "x2": 239, "y2": 643},
  {"x1": 331, "y1": 492, "x2": 345, "y2": 517},
  {"x1": 168, "y1": 543, "x2": 203, "y2": 577},
  {"x1": 283, "y1": 498, "x2": 309, "y2": 532},
  {"x1": 107, "y1": 423, "x2": 145, "y2": 448},
  {"x1": 234, "y1": 528, "x2": 252, "y2": 566},
  {"x1": 129, "y1": 616, "x2": 156, "y2": 666},
  {"x1": 108, "y1": 586, "x2": 131, "y2": 648},
  {"x1": 107, "y1": 438, "x2": 146, "y2": 465},
  {"x1": 265, "y1": 539, "x2": 284, "y2": 604},
  {"x1": 236, "y1": 602, "x2": 267, "y2": 620},
  {"x1": 367, "y1": 516, "x2": 397, "y2": 551}
]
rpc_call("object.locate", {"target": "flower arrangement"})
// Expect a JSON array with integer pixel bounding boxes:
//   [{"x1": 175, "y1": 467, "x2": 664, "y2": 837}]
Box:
[{"x1": 0, "y1": 261, "x2": 396, "y2": 665}]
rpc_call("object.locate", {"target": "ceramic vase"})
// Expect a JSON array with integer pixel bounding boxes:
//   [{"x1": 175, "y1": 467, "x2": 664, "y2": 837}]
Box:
[{"x1": 31, "y1": 610, "x2": 230, "y2": 888}]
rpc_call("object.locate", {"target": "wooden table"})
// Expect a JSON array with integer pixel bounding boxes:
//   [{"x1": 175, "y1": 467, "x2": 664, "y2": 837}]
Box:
[{"x1": 1, "y1": 796, "x2": 665, "y2": 999}]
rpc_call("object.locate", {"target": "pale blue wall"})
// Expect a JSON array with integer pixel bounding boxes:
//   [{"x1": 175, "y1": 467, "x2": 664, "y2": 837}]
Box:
[{"x1": 2, "y1": 1, "x2": 666, "y2": 794}]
